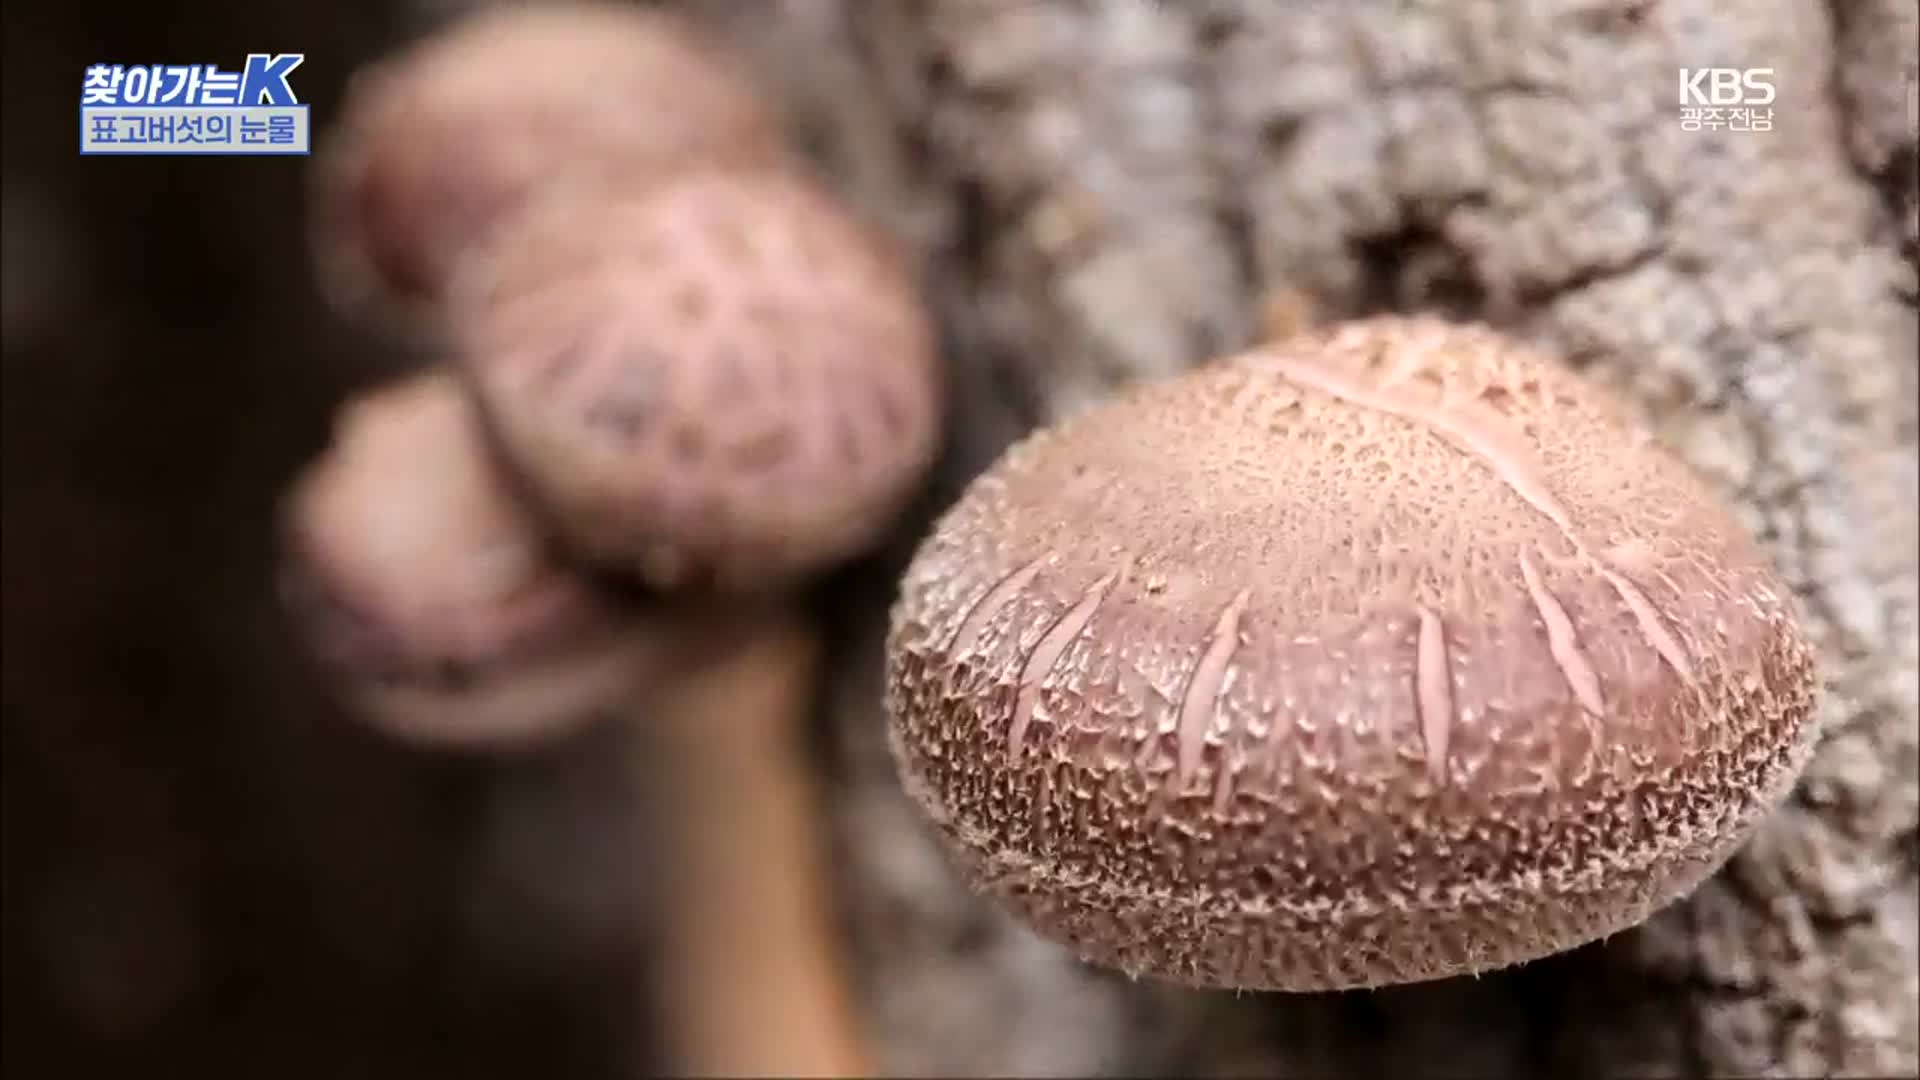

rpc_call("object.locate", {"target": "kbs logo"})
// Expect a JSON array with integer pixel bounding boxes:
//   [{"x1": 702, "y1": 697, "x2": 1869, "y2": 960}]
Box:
[{"x1": 1677, "y1": 68, "x2": 1775, "y2": 132}]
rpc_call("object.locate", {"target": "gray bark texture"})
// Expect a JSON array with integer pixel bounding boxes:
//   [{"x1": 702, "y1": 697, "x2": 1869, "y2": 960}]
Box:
[
  {"x1": 1, "y1": 1, "x2": 1914, "y2": 1078},
  {"x1": 700, "y1": 1, "x2": 1920, "y2": 1075}
]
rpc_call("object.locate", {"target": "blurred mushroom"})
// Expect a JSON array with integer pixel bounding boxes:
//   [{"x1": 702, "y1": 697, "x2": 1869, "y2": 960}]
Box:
[
  {"x1": 312, "y1": 0, "x2": 787, "y2": 337},
  {"x1": 441, "y1": 161, "x2": 936, "y2": 1076},
  {"x1": 886, "y1": 314, "x2": 1819, "y2": 992},
  {"x1": 287, "y1": 164, "x2": 941, "y2": 1071},
  {"x1": 449, "y1": 165, "x2": 941, "y2": 591},
  {"x1": 280, "y1": 370, "x2": 670, "y2": 748},
  {"x1": 279, "y1": 372, "x2": 833, "y2": 1073},
  {"x1": 443, "y1": 163, "x2": 942, "y2": 1075}
]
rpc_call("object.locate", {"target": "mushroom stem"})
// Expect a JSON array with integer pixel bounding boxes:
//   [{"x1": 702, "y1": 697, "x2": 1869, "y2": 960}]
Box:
[
  {"x1": 1260, "y1": 285, "x2": 1320, "y2": 344},
  {"x1": 639, "y1": 611, "x2": 871, "y2": 1078}
]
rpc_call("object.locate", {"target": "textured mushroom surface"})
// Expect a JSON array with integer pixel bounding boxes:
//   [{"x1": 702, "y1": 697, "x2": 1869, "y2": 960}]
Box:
[
  {"x1": 449, "y1": 166, "x2": 942, "y2": 592},
  {"x1": 282, "y1": 372, "x2": 662, "y2": 747},
  {"x1": 311, "y1": 0, "x2": 785, "y2": 323},
  {"x1": 886, "y1": 315, "x2": 1820, "y2": 992}
]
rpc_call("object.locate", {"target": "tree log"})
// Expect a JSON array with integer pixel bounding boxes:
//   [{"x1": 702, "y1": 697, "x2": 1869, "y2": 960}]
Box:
[
  {"x1": 1, "y1": 0, "x2": 1911, "y2": 1076},
  {"x1": 688, "y1": 1, "x2": 1919, "y2": 1075}
]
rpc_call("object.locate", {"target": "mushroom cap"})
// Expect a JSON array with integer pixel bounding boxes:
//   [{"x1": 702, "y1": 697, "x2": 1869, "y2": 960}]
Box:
[
  {"x1": 447, "y1": 167, "x2": 942, "y2": 593},
  {"x1": 310, "y1": 1, "x2": 785, "y2": 330},
  {"x1": 885, "y1": 315, "x2": 1819, "y2": 992},
  {"x1": 282, "y1": 372, "x2": 665, "y2": 749}
]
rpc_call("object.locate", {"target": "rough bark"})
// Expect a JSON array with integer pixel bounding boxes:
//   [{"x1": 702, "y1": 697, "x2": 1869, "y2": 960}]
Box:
[
  {"x1": 688, "y1": 1, "x2": 1919, "y2": 1075},
  {"x1": 2, "y1": 0, "x2": 1913, "y2": 1078}
]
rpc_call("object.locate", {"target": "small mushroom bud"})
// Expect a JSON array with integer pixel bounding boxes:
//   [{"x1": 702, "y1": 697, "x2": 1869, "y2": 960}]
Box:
[
  {"x1": 447, "y1": 165, "x2": 941, "y2": 592},
  {"x1": 886, "y1": 314, "x2": 1820, "y2": 992},
  {"x1": 311, "y1": 1, "x2": 786, "y2": 331},
  {"x1": 281, "y1": 371, "x2": 666, "y2": 748}
]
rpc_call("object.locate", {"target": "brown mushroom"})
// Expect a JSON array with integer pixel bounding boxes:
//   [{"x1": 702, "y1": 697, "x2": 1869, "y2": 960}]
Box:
[
  {"x1": 449, "y1": 164, "x2": 942, "y2": 591},
  {"x1": 311, "y1": 1, "x2": 786, "y2": 334},
  {"x1": 281, "y1": 370, "x2": 669, "y2": 748},
  {"x1": 442, "y1": 164, "x2": 943, "y2": 1073},
  {"x1": 885, "y1": 314, "x2": 1819, "y2": 992},
  {"x1": 281, "y1": 370, "x2": 880, "y2": 1075}
]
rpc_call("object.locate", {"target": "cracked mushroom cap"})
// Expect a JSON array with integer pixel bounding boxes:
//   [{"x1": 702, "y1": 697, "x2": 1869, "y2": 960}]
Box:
[
  {"x1": 447, "y1": 166, "x2": 942, "y2": 592},
  {"x1": 885, "y1": 315, "x2": 1819, "y2": 992},
  {"x1": 282, "y1": 372, "x2": 667, "y2": 749},
  {"x1": 311, "y1": 0, "x2": 785, "y2": 329}
]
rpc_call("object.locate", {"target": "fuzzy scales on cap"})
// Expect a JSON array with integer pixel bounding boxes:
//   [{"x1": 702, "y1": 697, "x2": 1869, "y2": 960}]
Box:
[
  {"x1": 885, "y1": 315, "x2": 1819, "y2": 992},
  {"x1": 452, "y1": 167, "x2": 943, "y2": 593}
]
